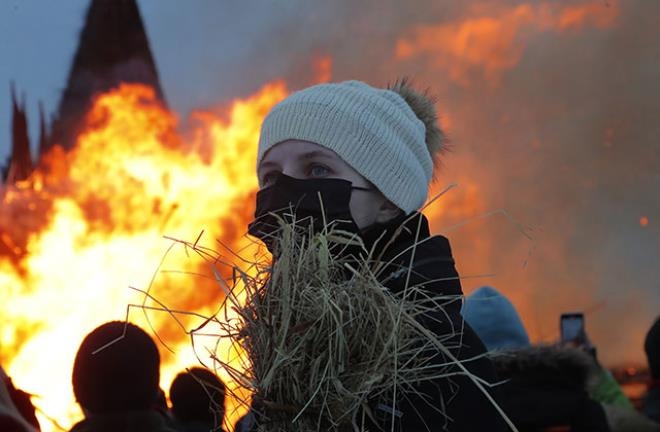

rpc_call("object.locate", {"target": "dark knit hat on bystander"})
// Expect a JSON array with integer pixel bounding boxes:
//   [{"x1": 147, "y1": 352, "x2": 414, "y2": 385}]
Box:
[{"x1": 72, "y1": 321, "x2": 160, "y2": 414}]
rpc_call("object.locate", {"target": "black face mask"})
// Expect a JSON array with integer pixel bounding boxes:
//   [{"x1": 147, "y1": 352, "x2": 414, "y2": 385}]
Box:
[{"x1": 247, "y1": 173, "x2": 370, "y2": 252}]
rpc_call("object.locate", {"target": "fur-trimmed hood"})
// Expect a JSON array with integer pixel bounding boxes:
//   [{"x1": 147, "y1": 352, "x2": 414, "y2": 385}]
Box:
[{"x1": 489, "y1": 345, "x2": 600, "y2": 391}]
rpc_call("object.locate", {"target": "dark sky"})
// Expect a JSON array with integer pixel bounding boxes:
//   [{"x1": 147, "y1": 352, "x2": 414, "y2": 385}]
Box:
[{"x1": 1, "y1": 0, "x2": 658, "y2": 367}]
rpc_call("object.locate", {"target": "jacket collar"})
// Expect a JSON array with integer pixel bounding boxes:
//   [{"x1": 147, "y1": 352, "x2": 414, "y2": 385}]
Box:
[{"x1": 360, "y1": 212, "x2": 431, "y2": 258}]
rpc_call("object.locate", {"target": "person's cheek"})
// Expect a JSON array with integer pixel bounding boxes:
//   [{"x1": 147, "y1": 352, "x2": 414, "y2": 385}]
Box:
[{"x1": 349, "y1": 194, "x2": 376, "y2": 230}]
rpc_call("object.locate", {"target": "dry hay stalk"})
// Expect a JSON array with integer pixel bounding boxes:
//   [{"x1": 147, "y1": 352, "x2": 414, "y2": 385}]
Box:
[{"x1": 214, "y1": 217, "x2": 477, "y2": 432}]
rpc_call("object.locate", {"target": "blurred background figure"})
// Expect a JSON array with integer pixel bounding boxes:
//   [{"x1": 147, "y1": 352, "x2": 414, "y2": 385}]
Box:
[
  {"x1": 644, "y1": 316, "x2": 660, "y2": 423},
  {"x1": 69, "y1": 321, "x2": 175, "y2": 432},
  {"x1": 153, "y1": 388, "x2": 170, "y2": 419},
  {"x1": 1, "y1": 366, "x2": 39, "y2": 432},
  {"x1": 461, "y1": 285, "x2": 530, "y2": 352},
  {"x1": 463, "y1": 286, "x2": 613, "y2": 431},
  {"x1": 464, "y1": 286, "x2": 660, "y2": 431},
  {"x1": 169, "y1": 367, "x2": 226, "y2": 432}
]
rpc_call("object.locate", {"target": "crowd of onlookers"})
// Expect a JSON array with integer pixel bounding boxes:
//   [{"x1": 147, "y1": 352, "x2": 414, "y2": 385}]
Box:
[
  {"x1": 1, "y1": 321, "x2": 226, "y2": 432},
  {"x1": 2, "y1": 290, "x2": 660, "y2": 432}
]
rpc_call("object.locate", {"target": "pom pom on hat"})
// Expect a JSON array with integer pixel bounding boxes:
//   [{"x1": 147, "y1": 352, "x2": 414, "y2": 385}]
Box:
[{"x1": 387, "y1": 77, "x2": 448, "y2": 174}]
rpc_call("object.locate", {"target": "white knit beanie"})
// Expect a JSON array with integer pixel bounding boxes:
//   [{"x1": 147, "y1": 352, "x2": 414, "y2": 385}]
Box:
[{"x1": 257, "y1": 80, "x2": 433, "y2": 214}]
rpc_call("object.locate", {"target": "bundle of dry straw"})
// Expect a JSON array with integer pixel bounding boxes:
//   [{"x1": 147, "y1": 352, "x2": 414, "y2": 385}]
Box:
[{"x1": 214, "y1": 218, "x2": 466, "y2": 432}]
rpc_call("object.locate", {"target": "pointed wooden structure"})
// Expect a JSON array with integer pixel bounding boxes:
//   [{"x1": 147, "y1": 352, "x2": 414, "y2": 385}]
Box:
[
  {"x1": 48, "y1": 0, "x2": 166, "y2": 152},
  {"x1": 4, "y1": 84, "x2": 34, "y2": 184},
  {"x1": 2, "y1": 0, "x2": 166, "y2": 183}
]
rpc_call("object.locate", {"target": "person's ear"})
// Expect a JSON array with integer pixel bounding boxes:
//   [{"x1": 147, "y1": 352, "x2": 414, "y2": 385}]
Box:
[{"x1": 375, "y1": 199, "x2": 402, "y2": 224}]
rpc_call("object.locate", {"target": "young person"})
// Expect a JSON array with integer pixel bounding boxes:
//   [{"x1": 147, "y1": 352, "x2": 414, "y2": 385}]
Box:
[{"x1": 246, "y1": 79, "x2": 509, "y2": 431}]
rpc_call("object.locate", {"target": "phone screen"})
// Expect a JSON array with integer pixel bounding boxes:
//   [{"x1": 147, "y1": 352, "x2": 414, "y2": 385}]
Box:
[{"x1": 560, "y1": 313, "x2": 584, "y2": 343}]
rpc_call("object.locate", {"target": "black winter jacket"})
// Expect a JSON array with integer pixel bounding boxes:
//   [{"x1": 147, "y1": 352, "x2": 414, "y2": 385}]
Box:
[
  {"x1": 360, "y1": 213, "x2": 510, "y2": 432},
  {"x1": 237, "y1": 213, "x2": 510, "y2": 432}
]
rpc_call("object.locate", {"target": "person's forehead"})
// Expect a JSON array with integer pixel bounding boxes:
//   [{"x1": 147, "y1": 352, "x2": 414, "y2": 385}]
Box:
[{"x1": 260, "y1": 140, "x2": 338, "y2": 165}]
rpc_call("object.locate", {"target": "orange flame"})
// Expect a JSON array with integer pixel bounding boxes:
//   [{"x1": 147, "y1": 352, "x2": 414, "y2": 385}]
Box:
[
  {"x1": 395, "y1": 1, "x2": 619, "y2": 86},
  {"x1": 557, "y1": 2, "x2": 618, "y2": 30},
  {"x1": 1, "y1": 82, "x2": 287, "y2": 431},
  {"x1": 312, "y1": 55, "x2": 333, "y2": 84}
]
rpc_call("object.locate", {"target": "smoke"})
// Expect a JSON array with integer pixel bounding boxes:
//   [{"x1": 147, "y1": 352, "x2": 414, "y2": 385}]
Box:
[{"x1": 417, "y1": 0, "x2": 660, "y2": 366}]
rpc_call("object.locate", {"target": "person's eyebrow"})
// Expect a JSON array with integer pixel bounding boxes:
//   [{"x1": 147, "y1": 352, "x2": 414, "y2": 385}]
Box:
[
  {"x1": 259, "y1": 160, "x2": 279, "y2": 169},
  {"x1": 298, "y1": 150, "x2": 335, "y2": 161},
  {"x1": 259, "y1": 150, "x2": 335, "y2": 170}
]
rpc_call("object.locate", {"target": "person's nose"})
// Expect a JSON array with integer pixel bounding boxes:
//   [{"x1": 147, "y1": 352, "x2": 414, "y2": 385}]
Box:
[{"x1": 280, "y1": 165, "x2": 304, "y2": 180}]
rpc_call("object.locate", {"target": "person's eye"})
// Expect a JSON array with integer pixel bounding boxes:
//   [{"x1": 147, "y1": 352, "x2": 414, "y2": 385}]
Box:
[
  {"x1": 308, "y1": 164, "x2": 330, "y2": 178},
  {"x1": 261, "y1": 171, "x2": 279, "y2": 187}
]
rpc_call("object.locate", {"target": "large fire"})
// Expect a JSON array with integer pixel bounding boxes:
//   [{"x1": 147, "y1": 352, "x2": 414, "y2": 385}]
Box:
[
  {"x1": 2, "y1": 0, "x2": 655, "y2": 428},
  {"x1": 1, "y1": 82, "x2": 286, "y2": 431},
  {"x1": 395, "y1": 1, "x2": 619, "y2": 87}
]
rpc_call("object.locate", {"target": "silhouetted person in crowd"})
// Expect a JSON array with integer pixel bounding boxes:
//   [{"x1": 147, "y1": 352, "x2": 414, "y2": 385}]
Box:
[
  {"x1": 0, "y1": 367, "x2": 40, "y2": 431},
  {"x1": 645, "y1": 316, "x2": 660, "y2": 423},
  {"x1": 69, "y1": 321, "x2": 175, "y2": 432},
  {"x1": 169, "y1": 367, "x2": 226, "y2": 432},
  {"x1": 154, "y1": 388, "x2": 170, "y2": 419},
  {"x1": 0, "y1": 366, "x2": 39, "y2": 432},
  {"x1": 463, "y1": 286, "x2": 611, "y2": 431}
]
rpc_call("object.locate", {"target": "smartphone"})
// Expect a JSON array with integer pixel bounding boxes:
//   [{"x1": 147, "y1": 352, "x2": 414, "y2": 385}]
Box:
[{"x1": 560, "y1": 312, "x2": 585, "y2": 344}]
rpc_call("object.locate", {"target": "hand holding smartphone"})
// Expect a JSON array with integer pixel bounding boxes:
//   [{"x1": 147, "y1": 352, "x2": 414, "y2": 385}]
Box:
[{"x1": 560, "y1": 311, "x2": 600, "y2": 364}]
